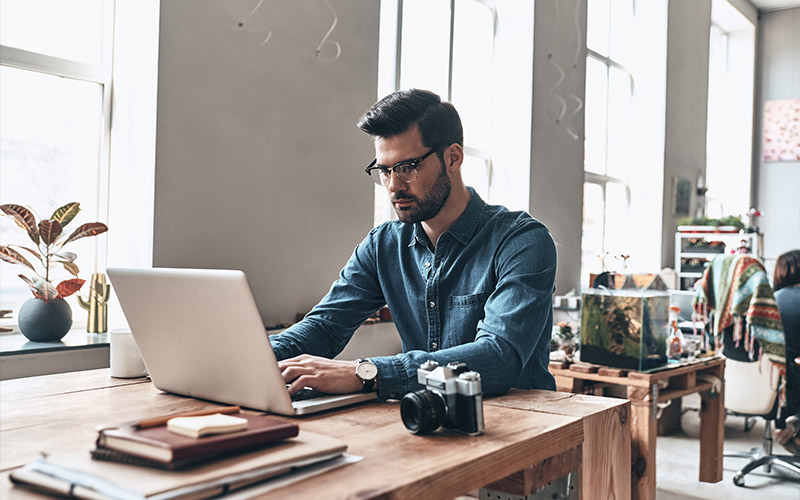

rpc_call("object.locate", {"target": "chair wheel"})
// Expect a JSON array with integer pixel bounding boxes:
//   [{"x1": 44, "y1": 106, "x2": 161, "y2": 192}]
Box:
[{"x1": 733, "y1": 474, "x2": 745, "y2": 487}]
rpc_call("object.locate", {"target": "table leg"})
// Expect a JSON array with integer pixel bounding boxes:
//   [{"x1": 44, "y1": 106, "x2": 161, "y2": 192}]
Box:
[
  {"x1": 630, "y1": 388, "x2": 657, "y2": 500},
  {"x1": 579, "y1": 402, "x2": 631, "y2": 500},
  {"x1": 698, "y1": 364, "x2": 725, "y2": 483}
]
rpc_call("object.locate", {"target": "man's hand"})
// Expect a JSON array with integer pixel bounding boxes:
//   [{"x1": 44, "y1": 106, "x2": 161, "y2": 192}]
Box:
[
  {"x1": 278, "y1": 354, "x2": 362, "y2": 395},
  {"x1": 774, "y1": 415, "x2": 799, "y2": 445}
]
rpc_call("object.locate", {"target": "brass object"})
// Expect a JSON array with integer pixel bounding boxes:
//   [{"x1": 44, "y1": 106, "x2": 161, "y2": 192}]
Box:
[{"x1": 78, "y1": 273, "x2": 110, "y2": 333}]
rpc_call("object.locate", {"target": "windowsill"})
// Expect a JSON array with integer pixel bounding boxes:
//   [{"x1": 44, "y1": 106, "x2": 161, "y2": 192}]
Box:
[{"x1": 0, "y1": 329, "x2": 110, "y2": 381}]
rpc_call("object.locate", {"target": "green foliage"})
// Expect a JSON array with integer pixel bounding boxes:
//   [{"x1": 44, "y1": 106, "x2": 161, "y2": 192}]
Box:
[{"x1": 677, "y1": 215, "x2": 745, "y2": 230}]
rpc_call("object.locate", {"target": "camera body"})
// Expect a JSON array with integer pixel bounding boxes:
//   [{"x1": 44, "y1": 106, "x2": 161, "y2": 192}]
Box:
[{"x1": 400, "y1": 361, "x2": 484, "y2": 436}]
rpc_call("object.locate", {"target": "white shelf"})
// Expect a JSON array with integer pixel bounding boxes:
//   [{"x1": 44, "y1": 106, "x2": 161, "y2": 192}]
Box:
[{"x1": 674, "y1": 231, "x2": 762, "y2": 290}]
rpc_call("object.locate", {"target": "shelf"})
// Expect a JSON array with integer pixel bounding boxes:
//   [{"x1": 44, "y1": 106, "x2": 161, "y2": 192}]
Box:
[{"x1": 678, "y1": 272, "x2": 703, "y2": 278}]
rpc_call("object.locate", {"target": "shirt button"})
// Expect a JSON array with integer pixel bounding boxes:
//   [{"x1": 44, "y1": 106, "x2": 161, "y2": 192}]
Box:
[
  {"x1": 424, "y1": 261, "x2": 431, "y2": 268},
  {"x1": 429, "y1": 301, "x2": 435, "y2": 308},
  {"x1": 431, "y1": 342, "x2": 438, "y2": 349}
]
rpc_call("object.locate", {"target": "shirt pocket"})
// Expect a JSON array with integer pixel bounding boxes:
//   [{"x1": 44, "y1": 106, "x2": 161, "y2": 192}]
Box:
[{"x1": 446, "y1": 292, "x2": 488, "y2": 345}]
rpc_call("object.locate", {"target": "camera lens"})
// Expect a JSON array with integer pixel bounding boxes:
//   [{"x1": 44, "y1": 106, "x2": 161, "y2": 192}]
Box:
[{"x1": 401, "y1": 390, "x2": 447, "y2": 434}]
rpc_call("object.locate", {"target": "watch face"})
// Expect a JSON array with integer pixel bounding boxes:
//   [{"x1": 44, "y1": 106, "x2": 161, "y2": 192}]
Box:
[{"x1": 357, "y1": 360, "x2": 378, "y2": 380}]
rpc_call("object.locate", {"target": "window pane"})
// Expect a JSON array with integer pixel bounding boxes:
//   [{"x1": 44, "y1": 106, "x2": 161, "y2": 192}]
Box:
[
  {"x1": 606, "y1": 66, "x2": 631, "y2": 180},
  {"x1": 0, "y1": 0, "x2": 106, "y2": 64},
  {"x1": 584, "y1": 57, "x2": 608, "y2": 175},
  {"x1": 581, "y1": 182, "x2": 605, "y2": 286},
  {"x1": 608, "y1": 0, "x2": 633, "y2": 66},
  {"x1": 400, "y1": 0, "x2": 451, "y2": 97},
  {"x1": 452, "y1": 0, "x2": 493, "y2": 152},
  {"x1": 603, "y1": 182, "x2": 629, "y2": 259},
  {"x1": 0, "y1": 66, "x2": 104, "y2": 314},
  {"x1": 461, "y1": 155, "x2": 490, "y2": 201},
  {"x1": 587, "y1": 0, "x2": 610, "y2": 55}
]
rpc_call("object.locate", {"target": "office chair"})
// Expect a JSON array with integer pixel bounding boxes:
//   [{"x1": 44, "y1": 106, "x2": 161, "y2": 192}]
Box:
[{"x1": 723, "y1": 348, "x2": 800, "y2": 486}]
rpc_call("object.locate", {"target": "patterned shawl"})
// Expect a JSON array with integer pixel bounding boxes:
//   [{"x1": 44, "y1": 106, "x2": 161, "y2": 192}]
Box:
[{"x1": 693, "y1": 254, "x2": 785, "y2": 363}]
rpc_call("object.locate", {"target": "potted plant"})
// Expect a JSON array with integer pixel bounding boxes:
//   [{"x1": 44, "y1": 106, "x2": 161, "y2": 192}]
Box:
[{"x1": 0, "y1": 203, "x2": 108, "y2": 341}]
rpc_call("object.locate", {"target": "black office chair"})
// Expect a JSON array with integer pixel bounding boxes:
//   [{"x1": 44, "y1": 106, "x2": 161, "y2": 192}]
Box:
[{"x1": 722, "y1": 327, "x2": 800, "y2": 486}]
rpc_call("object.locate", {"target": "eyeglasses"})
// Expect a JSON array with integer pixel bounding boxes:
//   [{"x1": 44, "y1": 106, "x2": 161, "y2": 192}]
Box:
[{"x1": 364, "y1": 149, "x2": 438, "y2": 186}]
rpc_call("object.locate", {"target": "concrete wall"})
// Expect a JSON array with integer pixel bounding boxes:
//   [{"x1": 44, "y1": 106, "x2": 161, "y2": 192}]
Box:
[
  {"x1": 153, "y1": 0, "x2": 379, "y2": 324},
  {"x1": 661, "y1": 0, "x2": 713, "y2": 268},
  {"x1": 530, "y1": 0, "x2": 587, "y2": 295},
  {"x1": 754, "y1": 7, "x2": 800, "y2": 269}
]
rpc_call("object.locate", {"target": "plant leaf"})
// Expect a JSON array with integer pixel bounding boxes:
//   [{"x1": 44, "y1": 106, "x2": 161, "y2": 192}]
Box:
[
  {"x1": 61, "y1": 222, "x2": 108, "y2": 247},
  {"x1": 34, "y1": 280, "x2": 58, "y2": 301},
  {"x1": 18, "y1": 275, "x2": 41, "y2": 299},
  {"x1": 56, "y1": 278, "x2": 85, "y2": 299},
  {"x1": 0, "y1": 245, "x2": 36, "y2": 271},
  {"x1": 62, "y1": 261, "x2": 80, "y2": 276},
  {"x1": 53, "y1": 251, "x2": 77, "y2": 262},
  {"x1": 38, "y1": 220, "x2": 63, "y2": 246},
  {"x1": 0, "y1": 204, "x2": 39, "y2": 245},
  {"x1": 51, "y1": 202, "x2": 81, "y2": 227},
  {"x1": 11, "y1": 245, "x2": 44, "y2": 265}
]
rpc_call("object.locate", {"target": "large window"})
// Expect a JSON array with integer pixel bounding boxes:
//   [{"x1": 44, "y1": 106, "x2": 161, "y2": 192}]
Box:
[
  {"x1": 581, "y1": 0, "x2": 667, "y2": 285},
  {"x1": 0, "y1": 0, "x2": 159, "y2": 331},
  {"x1": 375, "y1": 0, "x2": 533, "y2": 226},
  {"x1": 705, "y1": 1, "x2": 755, "y2": 220},
  {"x1": 0, "y1": 0, "x2": 114, "y2": 325}
]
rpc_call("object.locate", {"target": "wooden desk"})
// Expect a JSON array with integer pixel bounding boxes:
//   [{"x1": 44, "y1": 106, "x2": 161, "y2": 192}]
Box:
[
  {"x1": 550, "y1": 356, "x2": 725, "y2": 500},
  {"x1": 0, "y1": 369, "x2": 630, "y2": 499}
]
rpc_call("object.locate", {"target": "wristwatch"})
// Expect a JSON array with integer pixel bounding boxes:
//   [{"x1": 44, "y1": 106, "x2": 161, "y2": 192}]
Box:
[{"x1": 355, "y1": 358, "x2": 378, "y2": 392}]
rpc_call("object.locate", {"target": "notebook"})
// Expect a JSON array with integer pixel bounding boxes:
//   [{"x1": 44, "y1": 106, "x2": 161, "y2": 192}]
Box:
[{"x1": 107, "y1": 267, "x2": 377, "y2": 415}]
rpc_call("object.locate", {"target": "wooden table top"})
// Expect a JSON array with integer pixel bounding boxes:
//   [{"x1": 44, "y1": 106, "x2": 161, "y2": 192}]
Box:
[{"x1": 0, "y1": 369, "x2": 605, "y2": 499}]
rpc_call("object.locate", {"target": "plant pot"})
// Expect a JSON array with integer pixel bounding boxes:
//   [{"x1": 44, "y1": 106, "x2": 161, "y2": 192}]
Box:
[{"x1": 18, "y1": 298, "x2": 72, "y2": 342}]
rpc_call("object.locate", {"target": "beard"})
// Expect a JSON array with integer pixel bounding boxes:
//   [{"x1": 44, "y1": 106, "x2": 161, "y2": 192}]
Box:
[{"x1": 392, "y1": 165, "x2": 452, "y2": 224}]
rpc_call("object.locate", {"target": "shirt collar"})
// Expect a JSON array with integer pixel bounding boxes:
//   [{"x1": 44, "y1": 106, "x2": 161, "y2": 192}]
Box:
[{"x1": 408, "y1": 187, "x2": 486, "y2": 248}]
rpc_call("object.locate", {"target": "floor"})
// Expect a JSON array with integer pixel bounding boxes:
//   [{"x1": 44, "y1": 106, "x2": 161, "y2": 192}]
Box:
[{"x1": 656, "y1": 393, "x2": 800, "y2": 499}]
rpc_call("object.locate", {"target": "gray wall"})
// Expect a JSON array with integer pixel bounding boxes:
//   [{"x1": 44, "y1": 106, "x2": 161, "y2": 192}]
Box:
[
  {"x1": 661, "y1": 0, "x2": 713, "y2": 268},
  {"x1": 754, "y1": 7, "x2": 800, "y2": 266},
  {"x1": 153, "y1": 0, "x2": 379, "y2": 324},
  {"x1": 530, "y1": 0, "x2": 587, "y2": 295}
]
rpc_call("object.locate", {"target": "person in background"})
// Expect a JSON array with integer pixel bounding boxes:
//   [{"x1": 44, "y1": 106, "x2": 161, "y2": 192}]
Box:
[
  {"x1": 773, "y1": 249, "x2": 800, "y2": 456},
  {"x1": 270, "y1": 89, "x2": 558, "y2": 400}
]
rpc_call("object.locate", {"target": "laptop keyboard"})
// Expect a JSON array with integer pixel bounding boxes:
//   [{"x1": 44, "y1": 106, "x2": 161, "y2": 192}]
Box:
[{"x1": 290, "y1": 387, "x2": 330, "y2": 402}]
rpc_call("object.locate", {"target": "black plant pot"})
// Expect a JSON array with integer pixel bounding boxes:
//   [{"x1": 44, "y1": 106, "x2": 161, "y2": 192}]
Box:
[{"x1": 18, "y1": 298, "x2": 72, "y2": 342}]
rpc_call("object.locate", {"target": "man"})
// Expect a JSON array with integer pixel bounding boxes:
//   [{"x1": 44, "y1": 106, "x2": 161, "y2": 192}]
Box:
[{"x1": 272, "y1": 89, "x2": 557, "y2": 400}]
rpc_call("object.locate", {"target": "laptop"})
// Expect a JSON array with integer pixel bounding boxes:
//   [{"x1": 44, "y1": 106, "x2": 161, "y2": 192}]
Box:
[{"x1": 107, "y1": 267, "x2": 377, "y2": 415}]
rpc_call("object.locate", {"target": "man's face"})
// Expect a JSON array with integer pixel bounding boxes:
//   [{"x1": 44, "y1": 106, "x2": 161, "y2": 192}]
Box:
[{"x1": 374, "y1": 126, "x2": 451, "y2": 224}]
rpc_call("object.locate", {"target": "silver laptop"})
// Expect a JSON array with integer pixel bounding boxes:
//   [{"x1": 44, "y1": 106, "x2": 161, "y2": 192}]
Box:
[{"x1": 107, "y1": 267, "x2": 377, "y2": 415}]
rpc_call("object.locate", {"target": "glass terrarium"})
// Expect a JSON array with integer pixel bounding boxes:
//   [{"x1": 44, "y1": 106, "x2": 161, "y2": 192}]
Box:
[{"x1": 580, "y1": 289, "x2": 670, "y2": 371}]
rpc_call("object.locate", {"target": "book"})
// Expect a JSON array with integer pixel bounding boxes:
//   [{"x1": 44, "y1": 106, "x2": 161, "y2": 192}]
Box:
[
  {"x1": 11, "y1": 431, "x2": 350, "y2": 500},
  {"x1": 167, "y1": 413, "x2": 248, "y2": 438},
  {"x1": 95, "y1": 412, "x2": 298, "y2": 468}
]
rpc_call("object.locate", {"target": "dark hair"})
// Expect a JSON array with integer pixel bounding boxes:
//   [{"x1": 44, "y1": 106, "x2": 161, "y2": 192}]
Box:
[
  {"x1": 357, "y1": 89, "x2": 463, "y2": 151},
  {"x1": 774, "y1": 249, "x2": 800, "y2": 292}
]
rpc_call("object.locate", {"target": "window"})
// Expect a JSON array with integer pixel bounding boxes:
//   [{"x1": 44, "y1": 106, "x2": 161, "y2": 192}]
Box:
[
  {"x1": 581, "y1": 0, "x2": 667, "y2": 286},
  {"x1": 0, "y1": 0, "x2": 114, "y2": 325},
  {"x1": 0, "y1": 0, "x2": 159, "y2": 331},
  {"x1": 705, "y1": 1, "x2": 755, "y2": 219},
  {"x1": 375, "y1": 0, "x2": 532, "y2": 226}
]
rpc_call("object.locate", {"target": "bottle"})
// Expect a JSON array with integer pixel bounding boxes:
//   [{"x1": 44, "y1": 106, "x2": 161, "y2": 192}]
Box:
[{"x1": 667, "y1": 305, "x2": 683, "y2": 362}]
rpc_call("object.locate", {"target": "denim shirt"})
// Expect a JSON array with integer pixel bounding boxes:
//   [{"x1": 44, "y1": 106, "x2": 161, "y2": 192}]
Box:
[{"x1": 270, "y1": 188, "x2": 557, "y2": 399}]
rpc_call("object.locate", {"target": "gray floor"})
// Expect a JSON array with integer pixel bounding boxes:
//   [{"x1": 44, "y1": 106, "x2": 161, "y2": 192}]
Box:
[{"x1": 656, "y1": 393, "x2": 800, "y2": 499}]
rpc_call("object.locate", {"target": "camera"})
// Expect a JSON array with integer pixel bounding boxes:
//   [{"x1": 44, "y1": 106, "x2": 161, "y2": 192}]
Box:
[{"x1": 400, "y1": 361, "x2": 484, "y2": 436}]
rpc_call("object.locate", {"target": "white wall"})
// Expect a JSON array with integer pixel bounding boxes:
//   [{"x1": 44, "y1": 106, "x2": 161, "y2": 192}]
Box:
[
  {"x1": 153, "y1": 0, "x2": 379, "y2": 324},
  {"x1": 754, "y1": 7, "x2": 800, "y2": 268}
]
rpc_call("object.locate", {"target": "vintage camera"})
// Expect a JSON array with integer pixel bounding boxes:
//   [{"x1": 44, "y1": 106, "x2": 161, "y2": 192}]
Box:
[{"x1": 400, "y1": 361, "x2": 484, "y2": 436}]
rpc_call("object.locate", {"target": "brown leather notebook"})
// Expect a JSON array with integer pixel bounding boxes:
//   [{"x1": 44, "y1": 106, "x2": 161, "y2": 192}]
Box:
[{"x1": 95, "y1": 413, "x2": 298, "y2": 467}]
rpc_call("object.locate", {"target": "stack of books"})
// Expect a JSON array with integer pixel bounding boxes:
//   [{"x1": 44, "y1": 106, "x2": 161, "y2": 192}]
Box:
[
  {"x1": 92, "y1": 408, "x2": 300, "y2": 469},
  {"x1": 9, "y1": 407, "x2": 350, "y2": 499}
]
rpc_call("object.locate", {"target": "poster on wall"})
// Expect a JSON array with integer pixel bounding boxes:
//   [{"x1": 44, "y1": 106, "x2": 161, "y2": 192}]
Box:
[{"x1": 763, "y1": 98, "x2": 800, "y2": 162}]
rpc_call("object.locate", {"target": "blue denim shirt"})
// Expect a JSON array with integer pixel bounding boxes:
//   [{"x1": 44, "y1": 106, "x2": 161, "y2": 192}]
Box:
[{"x1": 270, "y1": 188, "x2": 557, "y2": 399}]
